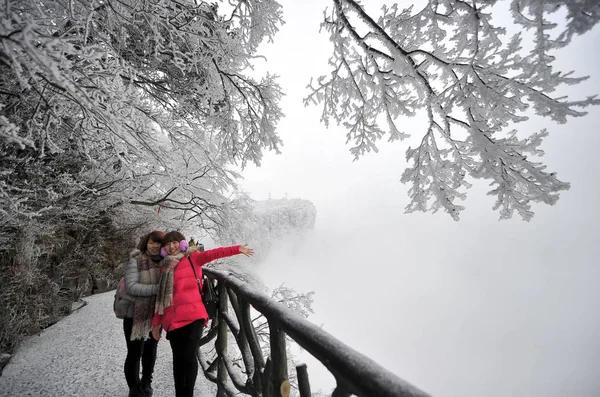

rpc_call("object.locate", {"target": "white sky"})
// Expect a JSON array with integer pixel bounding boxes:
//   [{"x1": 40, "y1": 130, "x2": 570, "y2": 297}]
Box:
[{"x1": 239, "y1": 1, "x2": 600, "y2": 396}]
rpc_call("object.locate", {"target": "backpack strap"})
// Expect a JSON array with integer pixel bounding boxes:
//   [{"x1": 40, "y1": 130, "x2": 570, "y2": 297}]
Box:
[{"x1": 187, "y1": 256, "x2": 202, "y2": 297}]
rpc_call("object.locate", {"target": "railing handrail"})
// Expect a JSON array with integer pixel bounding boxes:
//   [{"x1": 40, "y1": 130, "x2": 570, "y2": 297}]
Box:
[{"x1": 204, "y1": 267, "x2": 433, "y2": 397}]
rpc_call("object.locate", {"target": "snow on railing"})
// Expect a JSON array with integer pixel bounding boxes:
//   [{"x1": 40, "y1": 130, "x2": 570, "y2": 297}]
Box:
[{"x1": 199, "y1": 268, "x2": 433, "y2": 397}]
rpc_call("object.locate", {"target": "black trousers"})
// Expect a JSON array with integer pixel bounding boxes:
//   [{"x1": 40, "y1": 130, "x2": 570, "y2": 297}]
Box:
[
  {"x1": 167, "y1": 319, "x2": 204, "y2": 397},
  {"x1": 123, "y1": 318, "x2": 158, "y2": 390}
]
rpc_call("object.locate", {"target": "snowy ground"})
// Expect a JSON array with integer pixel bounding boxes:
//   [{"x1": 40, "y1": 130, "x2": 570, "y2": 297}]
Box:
[{"x1": 0, "y1": 290, "x2": 217, "y2": 397}]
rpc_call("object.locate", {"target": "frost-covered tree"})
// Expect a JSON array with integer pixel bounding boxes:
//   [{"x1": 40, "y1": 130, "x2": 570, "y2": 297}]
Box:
[
  {"x1": 0, "y1": 0, "x2": 283, "y2": 353},
  {"x1": 306, "y1": 0, "x2": 600, "y2": 220},
  {"x1": 0, "y1": 0, "x2": 284, "y2": 240}
]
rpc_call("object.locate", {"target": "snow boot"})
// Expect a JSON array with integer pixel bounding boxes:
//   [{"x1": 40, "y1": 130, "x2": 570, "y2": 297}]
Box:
[
  {"x1": 139, "y1": 380, "x2": 153, "y2": 397},
  {"x1": 128, "y1": 387, "x2": 141, "y2": 397}
]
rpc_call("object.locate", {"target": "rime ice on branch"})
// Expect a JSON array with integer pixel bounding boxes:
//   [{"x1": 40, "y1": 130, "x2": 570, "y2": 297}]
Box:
[
  {"x1": 0, "y1": 0, "x2": 284, "y2": 241},
  {"x1": 305, "y1": 0, "x2": 600, "y2": 220}
]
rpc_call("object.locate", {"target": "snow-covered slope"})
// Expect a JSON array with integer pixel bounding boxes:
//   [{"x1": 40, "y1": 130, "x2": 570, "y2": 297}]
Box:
[{"x1": 0, "y1": 291, "x2": 217, "y2": 397}]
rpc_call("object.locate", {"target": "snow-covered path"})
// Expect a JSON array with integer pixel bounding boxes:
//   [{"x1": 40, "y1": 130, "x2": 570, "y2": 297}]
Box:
[{"x1": 0, "y1": 290, "x2": 217, "y2": 397}]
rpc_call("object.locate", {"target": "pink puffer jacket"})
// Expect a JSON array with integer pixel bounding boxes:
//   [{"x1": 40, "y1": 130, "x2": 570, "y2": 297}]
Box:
[{"x1": 152, "y1": 246, "x2": 240, "y2": 332}]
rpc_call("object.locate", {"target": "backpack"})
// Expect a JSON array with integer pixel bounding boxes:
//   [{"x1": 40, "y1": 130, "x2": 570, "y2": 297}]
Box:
[{"x1": 113, "y1": 277, "x2": 134, "y2": 319}]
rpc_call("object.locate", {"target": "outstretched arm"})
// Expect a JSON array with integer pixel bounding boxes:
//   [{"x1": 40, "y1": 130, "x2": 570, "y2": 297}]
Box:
[{"x1": 190, "y1": 244, "x2": 254, "y2": 266}]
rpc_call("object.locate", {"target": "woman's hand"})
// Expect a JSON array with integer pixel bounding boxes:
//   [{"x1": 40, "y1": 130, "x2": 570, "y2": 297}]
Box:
[
  {"x1": 239, "y1": 244, "x2": 254, "y2": 257},
  {"x1": 151, "y1": 325, "x2": 162, "y2": 340}
]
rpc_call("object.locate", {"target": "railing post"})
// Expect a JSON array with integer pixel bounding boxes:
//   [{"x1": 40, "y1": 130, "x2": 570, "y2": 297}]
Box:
[
  {"x1": 227, "y1": 288, "x2": 255, "y2": 380},
  {"x1": 240, "y1": 299, "x2": 265, "y2": 395},
  {"x1": 216, "y1": 282, "x2": 229, "y2": 397},
  {"x1": 263, "y1": 357, "x2": 273, "y2": 397},
  {"x1": 269, "y1": 321, "x2": 289, "y2": 397},
  {"x1": 296, "y1": 363, "x2": 311, "y2": 397}
]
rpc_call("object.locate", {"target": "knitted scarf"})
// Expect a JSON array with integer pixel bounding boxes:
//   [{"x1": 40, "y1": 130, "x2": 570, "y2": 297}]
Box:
[
  {"x1": 130, "y1": 252, "x2": 161, "y2": 341},
  {"x1": 155, "y1": 253, "x2": 185, "y2": 315}
]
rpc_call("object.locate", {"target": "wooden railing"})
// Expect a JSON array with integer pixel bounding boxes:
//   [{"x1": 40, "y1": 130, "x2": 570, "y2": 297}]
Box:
[{"x1": 198, "y1": 268, "x2": 433, "y2": 397}]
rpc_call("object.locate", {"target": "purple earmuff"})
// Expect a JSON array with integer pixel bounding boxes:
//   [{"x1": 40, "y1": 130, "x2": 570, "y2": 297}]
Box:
[
  {"x1": 179, "y1": 240, "x2": 189, "y2": 252},
  {"x1": 160, "y1": 240, "x2": 188, "y2": 257}
]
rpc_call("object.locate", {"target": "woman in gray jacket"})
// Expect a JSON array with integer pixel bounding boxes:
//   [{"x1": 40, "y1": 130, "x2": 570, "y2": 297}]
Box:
[{"x1": 123, "y1": 231, "x2": 165, "y2": 397}]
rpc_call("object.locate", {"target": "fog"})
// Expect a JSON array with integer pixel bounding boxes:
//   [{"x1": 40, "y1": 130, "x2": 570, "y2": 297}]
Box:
[{"x1": 240, "y1": 1, "x2": 600, "y2": 396}]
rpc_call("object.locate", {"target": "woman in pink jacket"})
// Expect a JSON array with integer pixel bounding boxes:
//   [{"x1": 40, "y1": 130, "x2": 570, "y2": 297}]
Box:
[{"x1": 151, "y1": 231, "x2": 253, "y2": 397}]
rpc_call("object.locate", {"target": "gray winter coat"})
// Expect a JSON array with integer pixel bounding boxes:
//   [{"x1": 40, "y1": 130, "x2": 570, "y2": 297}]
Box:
[{"x1": 122, "y1": 250, "x2": 159, "y2": 319}]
